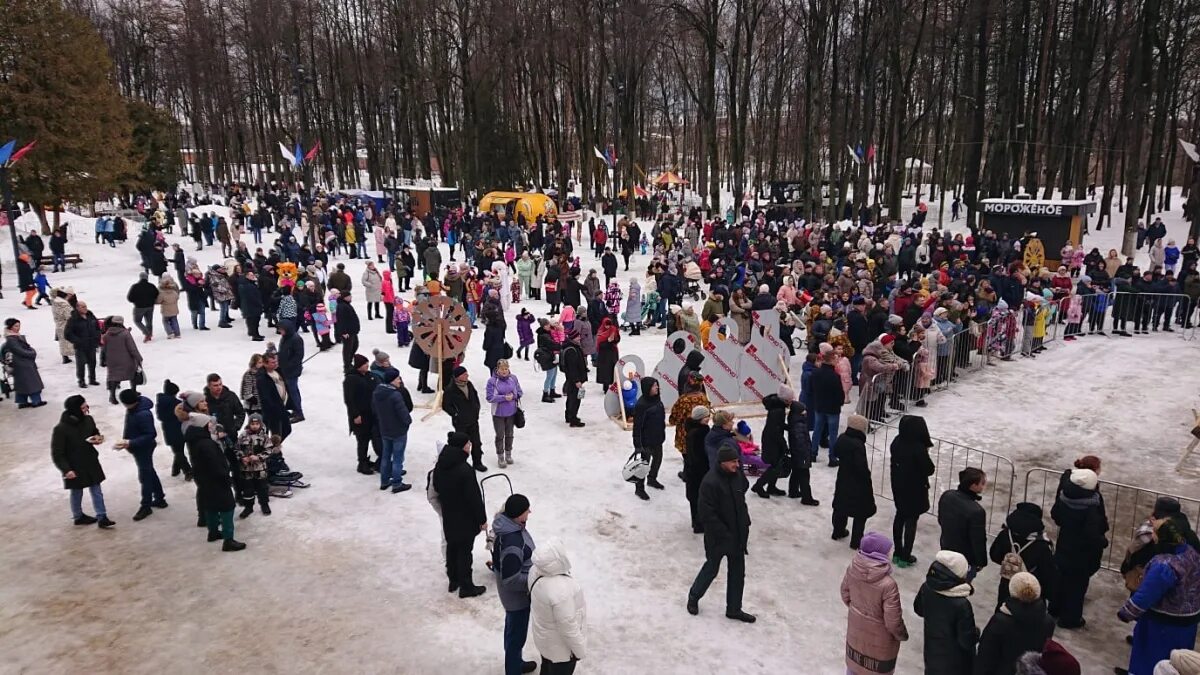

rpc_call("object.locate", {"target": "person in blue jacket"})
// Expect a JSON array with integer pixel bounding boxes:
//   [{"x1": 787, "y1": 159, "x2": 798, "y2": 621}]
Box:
[
  {"x1": 116, "y1": 388, "x2": 164, "y2": 521},
  {"x1": 373, "y1": 366, "x2": 413, "y2": 493},
  {"x1": 155, "y1": 379, "x2": 191, "y2": 480},
  {"x1": 630, "y1": 377, "x2": 666, "y2": 501}
]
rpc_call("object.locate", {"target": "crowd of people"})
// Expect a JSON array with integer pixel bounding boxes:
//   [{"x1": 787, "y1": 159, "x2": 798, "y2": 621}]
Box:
[{"x1": 5, "y1": 182, "x2": 1198, "y2": 674}]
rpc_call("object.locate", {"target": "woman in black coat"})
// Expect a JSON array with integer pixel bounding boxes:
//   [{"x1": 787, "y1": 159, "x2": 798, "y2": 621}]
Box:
[
  {"x1": 913, "y1": 550, "x2": 978, "y2": 675},
  {"x1": 1049, "y1": 468, "x2": 1108, "y2": 628},
  {"x1": 889, "y1": 415, "x2": 936, "y2": 566},
  {"x1": 831, "y1": 414, "x2": 874, "y2": 549},
  {"x1": 786, "y1": 400, "x2": 817, "y2": 504},
  {"x1": 433, "y1": 432, "x2": 487, "y2": 597},
  {"x1": 989, "y1": 502, "x2": 1058, "y2": 609},
  {"x1": 50, "y1": 395, "x2": 113, "y2": 527},
  {"x1": 184, "y1": 416, "x2": 244, "y2": 551},
  {"x1": 683, "y1": 412, "x2": 712, "y2": 533},
  {"x1": 630, "y1": 377, "x2": 666, "y2": 500},
  {"x1": 751, "y1": 391, "x2": 790, "y2": 499}
]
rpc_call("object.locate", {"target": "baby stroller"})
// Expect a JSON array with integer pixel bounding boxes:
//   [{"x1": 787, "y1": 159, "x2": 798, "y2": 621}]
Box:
[
  {"x1": 682, "y1": 261, "x2": 706, "y2": 301},
  {"x1": 480, "y1": 473, "x2": 513, "y2": 570}
]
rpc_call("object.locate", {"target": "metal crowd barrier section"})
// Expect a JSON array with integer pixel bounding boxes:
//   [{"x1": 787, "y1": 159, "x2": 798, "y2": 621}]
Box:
[
  {"x1": 1107, "y1": 292, "x2": 1192, "y2": 336},
  {"x1": 1022, "y1": 468, "x2": 1200, "y2": 573},
  {"x1": 866, "y1": 423, "x2": 1017, "y2": 536}
]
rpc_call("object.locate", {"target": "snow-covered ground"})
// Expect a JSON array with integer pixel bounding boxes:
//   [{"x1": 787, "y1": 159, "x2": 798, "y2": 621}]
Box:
[{"x1": 0, "y1": 191, "x2": 1197, "y2": 674}]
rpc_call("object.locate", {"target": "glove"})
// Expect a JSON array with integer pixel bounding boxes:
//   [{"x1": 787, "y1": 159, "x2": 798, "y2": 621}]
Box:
[{"x1": 1117, "y1": 606, "x2": 1135, "y2": 623}]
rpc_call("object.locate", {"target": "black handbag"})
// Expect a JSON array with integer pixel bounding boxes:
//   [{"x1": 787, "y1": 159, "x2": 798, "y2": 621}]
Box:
[
  {"x1": 134, "y1": 367, "x2": 146, "y2": 386},
  {"x1": 513, "y1": 406, "x2": 525, "y2": 429}
]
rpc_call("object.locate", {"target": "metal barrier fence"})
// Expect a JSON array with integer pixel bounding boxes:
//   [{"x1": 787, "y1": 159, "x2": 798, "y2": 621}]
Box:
[
  {"x1": 865, "y1": 422, "x2": 1017, "y2": 537},
  {"x1": 1107, "y1": 292, "x2": 1192, "y2": 336},
  {"x1": 1022, "y1": 468, "x2": 1200, "y2": 573}
]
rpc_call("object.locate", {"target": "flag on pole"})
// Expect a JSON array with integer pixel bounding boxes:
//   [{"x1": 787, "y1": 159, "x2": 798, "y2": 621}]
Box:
[
  {"x1": 866, "y1": 144, "x2": 876, "y2": 163},
  {"x1": 9, "y1": 140, "x2": 36, "y2": 164},
  {"x1": 0, "y1": 140, "x2": 16, "y2": 165},
  {"x1": 303, "y1": 141, "x2": 321, "y2": 162},
  {"x1": 293, "y1": 142, "x2": 303, "y2": 168},
  {"x1": 607, "y1": 144, "x2": 618, "y2": 166},
  {"x1": 279, "y1": 142, "x2": 297, "y2": 166},
  {"x1": 846, "y1": 145, "x2": 861, "y2": 165},
  {"x1": 594, "y1": 146, "x2": 611, "y2": 168}
]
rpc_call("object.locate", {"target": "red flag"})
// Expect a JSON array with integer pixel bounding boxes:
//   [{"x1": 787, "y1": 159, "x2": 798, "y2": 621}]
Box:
[
  {"x1": 303, "y1": 141, "x2": 321, "y2": 162},
  {"x1": 866, "y1": 144, "x2": 876, "y2": 162},
  {"x1": 9, "y1": 140, "x2": 36, "y2": 164}
]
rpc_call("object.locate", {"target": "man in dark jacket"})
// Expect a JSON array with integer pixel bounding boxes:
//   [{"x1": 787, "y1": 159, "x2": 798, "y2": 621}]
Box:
[
  {"x1": 238, "y1": 270, "x2": 265, "y2": 341},
  {"x1": 343, "y1": 354, "x2": 379, "y2": 475},
  {"x1": 63, "y1": 300, "x2": 102, "y2": 387},
  {"x1": 203, "y1": 373, "x2": 246, "y2": 436},
  {"x1": 126, "y1": 272, "x2": 159, "y2": 342},
  {"x1": 865, "y1": 298, "x2": 889, "y2": 341},
  {"x1": 687, "y1": 443, "x2": 755, "y2": 623},
  {"x1": 559, "y1": 328, "x2": 589, "y2": 428},
  {"x1": 809, "y1": 348, "x2": 845, "y2": 462},
  {"x1": 630, "y1": 377, "x2": 666, "y2": 500},
  {"x1": 786, "y1": 400, "x2": 818, "y2": 504},
  {"x1": 442, "y1": 365, "x2": 486, "y2": 472},
  {"x1": 156, "y1": 379, "x2": 190, "y2": 480},
  {"x1": 276, "y1": 320, "x2": 306, "y2": 421},
  {"x1": 684, "y1": 407, "x2": 712, "y2": 533},
  {"x1": 913, "y1": 550, "x2": 979, "y2": 675},
  {"x1": 327, "y1": 262, "x2": 352, "y2": 294},
  {"x1": 937, "y1": 467, "x2": 989, "y2": 572},
  {"x1": 336, "y1": 291, "x2": 361, "y2": 374},
  {"x1": 831, "y1": 413, "x2": 874, "y2": 549},
  {"x1": 372, "y1": 366, "x2": 413, "y2": 491},
  {"x1": 433, "y1": 431, "x2": 487, "y2": 598},
  {"x1": 974, "y1": 572, "x2": 1055, "y2": 675},
  {"x1": 751, "y1": 386, "x2": 791, "y2": 499},
  {"x1": 117, "y1": 388, "x2": 165, "y2": 521}
]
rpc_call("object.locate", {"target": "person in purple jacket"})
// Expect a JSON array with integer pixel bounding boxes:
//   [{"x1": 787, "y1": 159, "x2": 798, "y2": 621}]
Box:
[
  {"x1": 515, "y1": 308, "x2": 535, "y2": 361},
  {"x1": 486, "y1": 360, "x2": 524, "y2": 468}
]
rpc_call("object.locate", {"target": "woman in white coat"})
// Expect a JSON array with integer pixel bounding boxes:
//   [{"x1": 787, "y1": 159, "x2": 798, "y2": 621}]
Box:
[{"x1": 529, "y1": 539, "x2": 587, "y2": 675}]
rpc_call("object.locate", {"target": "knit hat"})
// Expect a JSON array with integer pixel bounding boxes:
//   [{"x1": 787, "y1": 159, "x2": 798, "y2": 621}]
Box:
[
  {"x1": 777, "y1": 384, "x2": 796, "y2": 402},
  {"x1": 353, "y1": 354, "x2": 370, "y2": 369},
  {"x1": 447, "y1": 431, "x2": 470, "y2": 448},
  {"x1": 162, "y1": 379, "x2": 179, "y2": 397},
  {"x1": 372, "y1": 348, "x2": 390, "y2": 363},
  {"x1": 858, "y1": 532, "x2": 893, "y2": 559},
  {"x1": 380, "y1": 367, "x2": 400, "y2": 384},
  {"x1": 248, "y1": 412, "x2": 264, "y2": 425},
  {"x1": 887, "y1": 314, "x2": 904, "y2": 326},
  {"x1": 452, "y1": 365, "x2": 468, "y2": 378},
  {"x1": 933, "y1": 307, "x2": 948, "y2": 317},
  {"x1": 1068, "y1": 468, "x2": 1098, "y2": 491},
  {"x1": 3, "y1": 317, "x2": 17, "y2": 330},
  {"x1": 1171, "y1": 650, "x2": 1200, "y2": 675},
  {"x1": 736, "y1": 420, "x2": 752, "y2": 437},
  {"x1": 1008, "y1": 571, "x2": 1041, "y2": 602},
  {"x1": 64, "y1": 394, "x2": 86, "y2": 417},
  {"x1": 139, "y1": 271, "x2": 148, "y2": 281},
  {"x1": 495, "y1": 359, "x2": 510, "y2": 371},
  {"x1": 933, "y1": 550, "x2": 970, "y2": 580},
  {"x1": 712, "y1": 410, "x2": 734, "y2": 428},
  {"x1": 108, "y1": 315, "x2": 124, "y2": 326},
  {"x1": 690, "y1": 405, "x2": 711, "y2": 421},
  {"x1": 181, "y1": 391, "x2": 205, "y2": 410},
  {"x1": 503, "y1": 493, "x2": 531, "y2": 519},
  {"x1": 118, "y1": 389, "x2": 139, "y2": 405},
  {"x1": 1154, "y1": 496, "x2": 1183, "y2": 519},
  {"x1": 880, "y1": 334, "x2": 895, "y2": 346},
  {"x1": 1037, "y1": 640, "x2": 1080, "y2": 675},
  {"x1": 846, "y1": 414, "x2": 869, "y2": 433},
  {"x1": 716, "y1": 444, "x2": 739, "y2": 463}
]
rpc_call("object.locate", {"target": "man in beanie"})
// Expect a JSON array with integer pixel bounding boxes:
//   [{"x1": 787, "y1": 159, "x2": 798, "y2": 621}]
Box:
[
  {"x1": 831, "y1": 413, "x2": 874, "y2": 549},
  {"x1": 688, "y1": 442, "x2": 755, "y2": 623},
  {"x1": 937, "y1": 467, "x2": 989, "y2": 573},
  {"x1": 115, "y1": 388, "x2": 165, "y2": 521},
  {"x1": 704, "y1": 410, "x2": 740, "y2": 468},
  {"x1": 343, "y1": 354, "x2": 380, "y2": 475},
  {"x1": 443, "y1": 365, "x2": 486, "y2": 472},
  {"x1": 373, "y1": 366, "x2": 413, "y2": 492},
  {"x1": 975, "y1": 571, "x2": 1054, "y2": 675},
  {"x1": 1018, "y1": 640, "x2": 1080, "y2": 675},
  {"x1": 433, "y1": 431, "x2": 487, "y2": 598},
  {"x1": 156, "y1": 379, "x2": 191, "y2": 480},
  {"x1": 559, "y1": 327, "x2": 589, "y2": 428},
  {"x1": 51, "y1": 395, "x2": 114, "y2": 528},
  {"x1": 493, "y1": 494, "x2": 538, "y2": 674},
  {"x1": 810, "y1": 343, "x2": 845, "y2": 463},
  {"x1": 63, "y1": 299, "x2": 102, "y2": 388},
  {"x1": 126, "y1": 271, "x2": 159, "y2": 343},
  {"x1": 913, "y1": 550, "x2": 978, "y2": 674},
  {"x1": 183, "y1": 412, "x2": 246, "y2": 552},
  {"x1": 335, "y1": 290, "x2": 361, "y2": 373}
]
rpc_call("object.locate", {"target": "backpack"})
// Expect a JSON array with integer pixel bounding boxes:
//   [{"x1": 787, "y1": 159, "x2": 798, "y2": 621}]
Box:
[{"x1": 1000, "y1": 529, "x2": 1035, "y2": 580}]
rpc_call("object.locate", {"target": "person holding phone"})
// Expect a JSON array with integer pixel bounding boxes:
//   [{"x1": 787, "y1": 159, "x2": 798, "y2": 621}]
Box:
[{"x1": 51, "y1": 395, "x2": 115, "y2": 529}]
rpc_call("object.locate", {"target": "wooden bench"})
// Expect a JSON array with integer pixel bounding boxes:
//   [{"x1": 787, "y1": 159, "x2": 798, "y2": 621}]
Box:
[{"x1": 38, "y1": 254, "x2": 83, "y2": 269}]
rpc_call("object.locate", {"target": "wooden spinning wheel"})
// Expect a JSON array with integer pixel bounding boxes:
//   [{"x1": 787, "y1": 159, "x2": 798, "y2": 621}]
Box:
[{"x1": 412, "y1": 296, "x2": 473, "y2": 359}]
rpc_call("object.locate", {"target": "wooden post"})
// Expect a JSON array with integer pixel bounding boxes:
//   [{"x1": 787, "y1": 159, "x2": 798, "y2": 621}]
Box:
[
  {"x1": 422, "y1": 323, "x2": 446, "y2": 421},
  {"x1": 616, "y1": 363, "x2": 628, "y2": 429}
]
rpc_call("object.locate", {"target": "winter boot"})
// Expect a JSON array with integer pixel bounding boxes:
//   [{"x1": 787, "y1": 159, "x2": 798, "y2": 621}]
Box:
[
  {"x1": 647, "y1": 477, "x2": 664, "y2": 490},
  {"x1": 207, "y1": 530, "x2": 223, "y2": 542},
  {"x1": 541, "y1": 392, "x2": 554, "y2": 403},
  {"x1": 97, "y1": 517, "x2": 116, "y2": 529},
  {"x1": 108, "y1": 391, "x2": 119, "y2": 405},
  {"x1": 261, "y1": 504, "x2": 271, "y2": 516},
  {"x1": 74, "y1": 514, "x2": 97, "y2": 526},
  {"x1": 459, "y1": 584, "x2": 487, "y2": 598},
  {"x1": 222, "y1": 539, "x2": 247, "y2": 552},
  {"x1": 239, "y1": 504, "x2": 254, "y2": 519},
  {"x1": 726, "y1": 610, "x2": 756, "y2": 623},
  {"x1": 497, "y1": 454, "x2": 507, "y2": 469},
  {"x1": 751, "y1": 483, "x2": 770, "y2": 499},
  {"x1": 504, "y1": 451, "x2": 513, "y2": 465},
  {"x1": 132, "y1": 506, "x2": 153, "y2": 521},
  {"x1": 634, "y1": 482, "x2": 650, "y2": 501}
]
